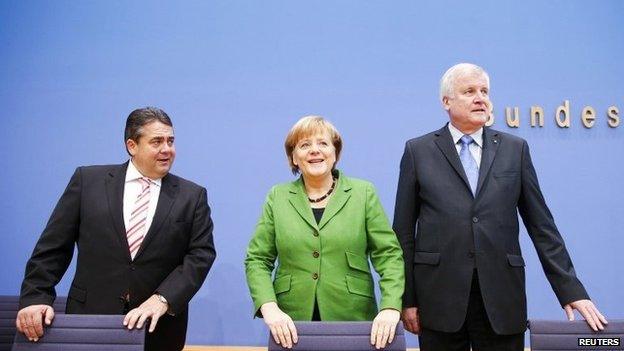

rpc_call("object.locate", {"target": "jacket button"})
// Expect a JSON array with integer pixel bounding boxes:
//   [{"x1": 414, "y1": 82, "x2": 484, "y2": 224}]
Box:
[
  {"x1": 313, "y1": 231, "x2": 319, "y2": 237},
  {"x1": 312, "y1": 273, "x2": 318, "y2": 280},
  {"x1": 472, "y1": 217, "x2": 479, "y2": 223},
  {"x1": 130, "y1": 265, "x2": 136, "y2": 271},
  {"x1": 313, "y1": 251, "x2": 319, "y2": 258}
]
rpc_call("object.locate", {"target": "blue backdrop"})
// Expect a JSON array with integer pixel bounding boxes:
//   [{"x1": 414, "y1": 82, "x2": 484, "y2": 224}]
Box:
[{"x1": 1, "y1": 0, "x2": 622, "y2": 347}]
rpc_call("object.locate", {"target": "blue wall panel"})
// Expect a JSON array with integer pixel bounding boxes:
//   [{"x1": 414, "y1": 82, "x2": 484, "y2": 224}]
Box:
[{"x1": 1, "y1": 0, "x2": 622, "y2": 346}]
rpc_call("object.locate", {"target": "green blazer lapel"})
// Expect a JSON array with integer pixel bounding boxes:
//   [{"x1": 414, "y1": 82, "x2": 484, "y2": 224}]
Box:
[
  {"x1": 318, "y1": 173, "x2": 352, "y2": 230},
  {"x1": 287, "y1": 178, "x2": 318, "y2": 230}
]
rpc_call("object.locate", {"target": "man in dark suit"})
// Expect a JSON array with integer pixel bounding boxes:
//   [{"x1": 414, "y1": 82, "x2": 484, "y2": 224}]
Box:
[
  {"x1": 393, "y1": 63, "x2": 607, "y2": 351},
  {"x1": 16, "y1": 107, "x2": 216, "y2": 351}
]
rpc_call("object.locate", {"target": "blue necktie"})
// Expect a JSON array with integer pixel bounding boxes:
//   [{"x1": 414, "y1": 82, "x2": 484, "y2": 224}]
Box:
[{"x1": 459, "y1": 135, "x2": 479, "y2": 195}]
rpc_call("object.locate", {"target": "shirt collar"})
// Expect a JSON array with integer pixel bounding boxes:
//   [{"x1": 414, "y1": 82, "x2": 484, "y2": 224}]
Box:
[
  {"x1": 125, "y1": 160, "x2": 162, "y2": 187},
  {"x1": 448, "y1": 122, "x2": 483, "y2": 148}
]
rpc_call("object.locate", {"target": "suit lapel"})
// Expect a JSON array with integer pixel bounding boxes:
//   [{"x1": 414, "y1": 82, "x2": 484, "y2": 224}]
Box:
[
  {"x1": 433, "y1": 125, "x2": 473, "y2": 194},
  {"x1": 105, "y1": 163, "x2": 132, "y2": 260},
  {"x1": 318, "y1": 174, "x2": 352, "y2": 230},
  {"x1": 134, "y1": 173, "x2": 179, "y2": 260},
  {"x1": 475, "y1": 127, "x2": 500, "y2": 198},
  {"x1": 287, "y1": 178, "x2": 318, "y2": 230}
]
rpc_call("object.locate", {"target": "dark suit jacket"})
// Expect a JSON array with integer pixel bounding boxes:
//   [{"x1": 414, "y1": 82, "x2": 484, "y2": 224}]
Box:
[
  {"x1": 19, "y1": 162, "x2": 216, "y2": 351},
  {"x1": 393, "y1": 125, "x2": 588, "y2": 335}
]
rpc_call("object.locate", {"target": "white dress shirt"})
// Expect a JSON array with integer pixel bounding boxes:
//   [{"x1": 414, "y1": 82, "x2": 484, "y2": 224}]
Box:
[
  {"x1": 123, "y1": 160, "x2": 162, "y2": 235},
  {"x1": 448, "y1": 122, "x2": 483, "y2": 169}
]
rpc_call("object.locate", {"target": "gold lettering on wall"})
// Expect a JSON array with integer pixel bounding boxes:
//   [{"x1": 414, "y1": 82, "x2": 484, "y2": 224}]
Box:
[
  {"x1": 498, "y1": 101, "x2": 620, "y2": 128},
  {"x1": 505, "y1": 107, "x2": 520, "y2": 128},
  {"x1": 581, "y1": 106, "x2": 596, "y2": 128},
  {"x1": 608, "y1": 106, "x2": 620, "y2": 127},
  {"x1": 555, "y1": 100, "x2": 571, "y2": 128},
  {"x1": 530, "y1": 106, "x2": 544, "y2": 127}
]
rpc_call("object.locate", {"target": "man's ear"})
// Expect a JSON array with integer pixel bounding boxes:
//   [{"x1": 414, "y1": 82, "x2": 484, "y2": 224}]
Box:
[
  {"x1": 126, "y1": 139, "x2": 137, "y2": 156},
  {"x1": 442, "y1": 96, "x2": 451, "y2": 111}
]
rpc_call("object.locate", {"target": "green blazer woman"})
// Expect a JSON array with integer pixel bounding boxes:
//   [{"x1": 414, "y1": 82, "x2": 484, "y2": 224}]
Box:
[
  {"x1": 245, "y1": 172, "x2": 405, "y2": 321},
  {"x1": 246, "y1": 116, "x2": 404, "y2": 348}
]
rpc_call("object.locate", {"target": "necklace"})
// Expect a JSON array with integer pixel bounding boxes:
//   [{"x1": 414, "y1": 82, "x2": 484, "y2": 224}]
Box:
[{"x1": 308, "y1": 177, "x2": 337, "y2": 203}]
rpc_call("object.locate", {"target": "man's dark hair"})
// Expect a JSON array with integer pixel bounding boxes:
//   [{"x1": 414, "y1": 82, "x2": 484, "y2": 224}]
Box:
[{"x1": 124, "y1": 107, "x2": 173, "y2": 155}]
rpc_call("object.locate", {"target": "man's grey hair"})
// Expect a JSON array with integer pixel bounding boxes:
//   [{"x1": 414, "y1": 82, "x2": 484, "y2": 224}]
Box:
[{"x1": 439, "y1": 63, "x2": 490, "y2": 102}]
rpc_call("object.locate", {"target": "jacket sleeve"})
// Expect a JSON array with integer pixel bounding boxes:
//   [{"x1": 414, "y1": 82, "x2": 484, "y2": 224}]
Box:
[
  {"x1": 244, "y1": 187, "x2": 278, "y2": 316},
  {"x1": 366, "y1": 182, "x2": 405, "y2": 311},
  {"x1": 19, "y1": 168, "x2": 82, "y2": 309},
  {"x1": 156, "y1": 187, "x2": 216, "y2": 314},
  {"x1": 392, "y1": 142, "x2": 420, "y2": 308},
  {"x1": 517, "y1": 140, "x2": 589, "y2": 306}
]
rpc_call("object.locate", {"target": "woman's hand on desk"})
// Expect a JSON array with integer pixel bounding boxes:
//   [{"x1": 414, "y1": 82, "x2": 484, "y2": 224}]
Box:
[
  {"x1": 371, "y1": 308, "x2": 400, "y2": 349},
  {"x1": 261, "y1": 302, "x2": 298, "y2": 349}
]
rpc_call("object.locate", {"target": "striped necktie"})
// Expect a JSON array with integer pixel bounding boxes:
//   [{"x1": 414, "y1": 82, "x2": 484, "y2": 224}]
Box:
[{"x1": 127, "y1": 177, "x2": 151, "y2": 260}]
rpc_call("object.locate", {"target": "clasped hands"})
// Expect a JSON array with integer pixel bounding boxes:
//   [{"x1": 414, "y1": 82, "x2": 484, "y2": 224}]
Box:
[
  {"x1": 16, "y1": 294, "x2": 169, "y2": 342},
  {"x1": 261, "y1": 302, "x2": 400, "y2": 349}
]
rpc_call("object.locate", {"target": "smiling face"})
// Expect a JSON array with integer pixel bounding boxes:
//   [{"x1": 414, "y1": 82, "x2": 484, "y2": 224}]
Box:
[
  {"x1": 443, "y1": 71, "x2": 491, "y2": 133},
  {"x1": 292, "y1": 131, "x2": 337, "y2": 181},
  {"x1": 126, "y1": 121, "x2": 176, "y2": 179}
]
